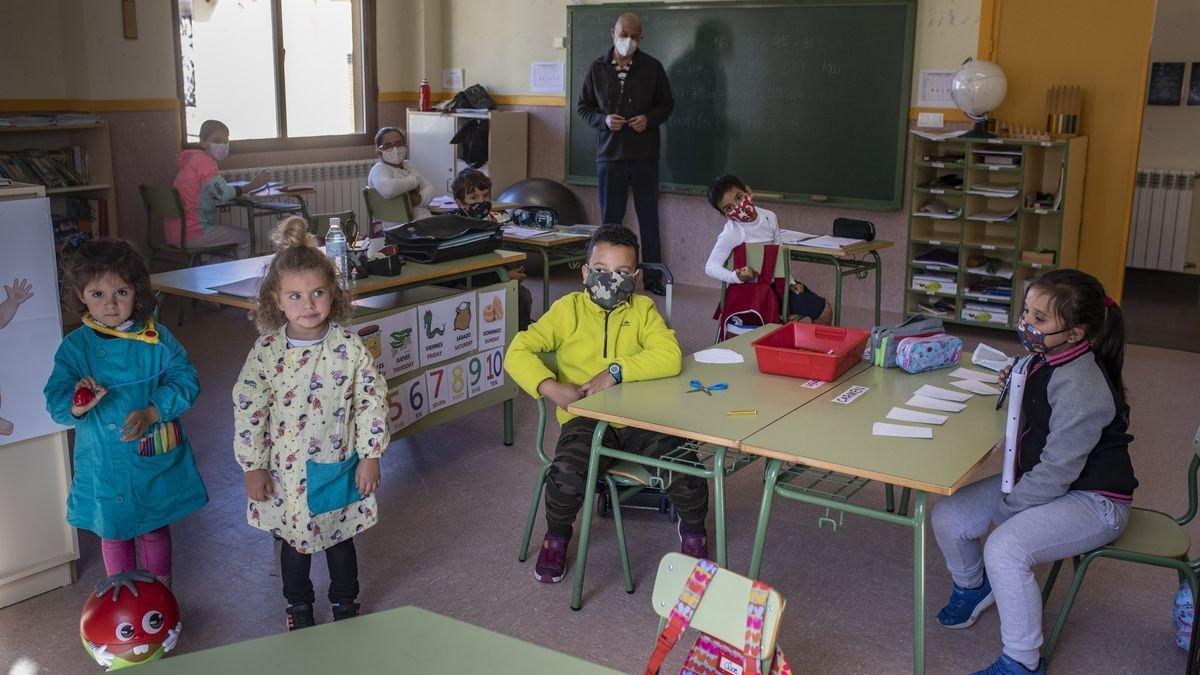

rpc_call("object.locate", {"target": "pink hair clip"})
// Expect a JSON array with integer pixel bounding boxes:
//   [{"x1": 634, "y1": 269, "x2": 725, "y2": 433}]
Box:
[{"x1": 1103, "y1": 295, "x2": 1116, "y2": 308}]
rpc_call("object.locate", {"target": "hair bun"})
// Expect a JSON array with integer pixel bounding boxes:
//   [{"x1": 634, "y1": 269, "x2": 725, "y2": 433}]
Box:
[{"x1": 271, "y1": 216, "x2": 316, "y2": 250}]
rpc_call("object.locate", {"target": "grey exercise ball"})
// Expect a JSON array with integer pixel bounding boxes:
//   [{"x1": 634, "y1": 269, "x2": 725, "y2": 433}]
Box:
[{"x1": 497, "y1": 178, "x2": 588, "y2": 226}]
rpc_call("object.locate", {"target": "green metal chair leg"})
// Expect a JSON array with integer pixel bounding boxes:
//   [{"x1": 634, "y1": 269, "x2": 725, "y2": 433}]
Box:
[
  {"x1": 870, "y1": 251, "x2": 883, "y2": 326},
  {"x1": 712, "y1": 447, "x2": 728, "y2": 566},
  {"x1": 541, "y1": 249, "x2": 552, "y2": 312},
  {"x1": 886, "y1": 484, "x2": 895, "y2": 512},
  {"x1": 1042, "y1": 559, "x2": 1064, "y2": 603},
  {"x1": 570, "y1": 422, "x2": 608, "y2": 610},
  {"x1": 1043, "y1": 551, "x2": 1101, "y2": 661},
  {"x1": 605, "y1": 475, "x2": 635, "y2": 594},
  {"x1": 502, "y1": 399, "x2": 514, "y2": 446},
  {"x1": 831, "y1": 258, "x2": 844, "y2": 326},
  {"x1": 518, "y1": 464, "x2": 552, "y2": 562},
  {"x1": 899, "y1": 487, "x2": 912, "y2": 517},
  {"x1": 911, "y1": 492, "x2": 928, "y2": 675},
  {"x1": 749, "y1": 459, "x2": 784, "y2": 579}
]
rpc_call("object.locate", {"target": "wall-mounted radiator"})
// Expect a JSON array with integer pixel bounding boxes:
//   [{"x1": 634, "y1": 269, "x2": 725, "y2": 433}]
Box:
[
  {"x1": 1127, "y1": 168, "x2": 1195, "y2": 272},
  {"x1": 218, "y1": 159, "x2": 375, "y2": 245}
]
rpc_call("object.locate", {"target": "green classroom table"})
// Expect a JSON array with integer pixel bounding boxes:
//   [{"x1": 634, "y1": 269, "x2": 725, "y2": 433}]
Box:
[
  {"x1": 740, "y1": 358, "x2": 1005, "y2": 674},
  {"x1": 785, "y1": 239, "x2": 892, "y2": 326},
  {"x1": 566, "y1": 326, "x2": 870, "y2": 610},
  {"x1": 138, "y1": 605, "x2": 618, "y2": 674}
]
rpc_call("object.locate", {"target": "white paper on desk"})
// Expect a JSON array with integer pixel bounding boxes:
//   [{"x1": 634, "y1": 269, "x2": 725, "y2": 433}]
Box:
[
  {"x1": 693, "y1": 348, "x2": 744, "y2": 364},
  {"x1": 503, "y1": 225, "x2": 555, "y2": 239},
  {"x1": 907, "y1": 394, "x2": 967, "y2": 413},
  {"x1": 973, "y1": 343, "x2": 1014, "y2": 371},
  {"x1": 948, "y1": 368, "x2": 999, "y2": 384},
  {"x1": 800, "y1": 235, "x2": 864, "y2": 249},
  {"x1": 915, "y1": 384, "x2": 973, "y2": 402},
  {"x1": 873, "y1": 423, "x2": 934, "y2": 439},
  {"x1": 950, "y1": 379, "x2": 1000, "y2": 395},
  {"x1": 887, "y1": 406, "x2": 948, "y2": 425},
  {"x1": 778, "y1": 230, "x2": 817, "y2": 245},
  {"x1": 208, "y1": 276, "x2": 264, "y2": 298}
]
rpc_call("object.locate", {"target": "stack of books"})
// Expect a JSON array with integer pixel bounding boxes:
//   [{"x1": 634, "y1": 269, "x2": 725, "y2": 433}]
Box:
[{"x1": 0, "y1": 147, "x2": 90, "y2": 187}]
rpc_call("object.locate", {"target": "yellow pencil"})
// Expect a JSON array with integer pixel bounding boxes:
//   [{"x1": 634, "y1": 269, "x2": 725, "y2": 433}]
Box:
[{"x1": 726, "y1": 409, "x2": 758, "y2": 416}]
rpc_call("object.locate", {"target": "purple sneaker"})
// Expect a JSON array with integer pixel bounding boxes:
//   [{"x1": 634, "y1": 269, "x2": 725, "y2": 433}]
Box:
[
  {"x1": 534, "y1": 532, "x2": 569, "y2": 583},
  {"x1": 678, "y1": 521, "x2": 709, "y2": 560}
]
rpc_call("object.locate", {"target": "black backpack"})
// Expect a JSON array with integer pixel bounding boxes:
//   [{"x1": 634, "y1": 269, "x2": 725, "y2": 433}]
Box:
[{"x1": 450, "y1": 119, "x2": 489, "y2": 169}]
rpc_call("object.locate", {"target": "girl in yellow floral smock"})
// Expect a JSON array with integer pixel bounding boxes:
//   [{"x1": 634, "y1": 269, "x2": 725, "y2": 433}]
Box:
[{"x1": 232, "y1": 217, "x2": 389, "y2": 631}]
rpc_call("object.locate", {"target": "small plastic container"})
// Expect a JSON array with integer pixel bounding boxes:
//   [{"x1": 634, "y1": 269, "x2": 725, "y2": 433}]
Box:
[{"x1": 751, "y1": 322, "x2": 871, "y2": 381}]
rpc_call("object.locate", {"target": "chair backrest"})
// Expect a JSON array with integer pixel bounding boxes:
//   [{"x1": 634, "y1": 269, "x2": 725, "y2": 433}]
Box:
[
  {"x1": 651, "y1": 553, "x2": 786, "y2": 657},
  {"x1": 310, "y1": 211, "x2": 359, "y2": 241},
  {"x1": 362, "y1": 186, "x2": 414, "y2": 226},
  {"x1": 140, "y1": 184, "x2": 186, "y2": 248},
  {"x1": 727, "y1": 243, "x2": 788, "y2": 280}
]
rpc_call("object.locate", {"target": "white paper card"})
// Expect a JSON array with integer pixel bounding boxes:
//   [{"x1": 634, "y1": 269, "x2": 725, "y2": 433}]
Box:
[
  {"x1": 832, "y1": 385, "x2": 870, "y2": 405},
  {"x1": 873, "y1": 422, "x2": 934, "y2": 439},
  {"x1": 530, "y1": 61, "x2": 564, "y2": 93},
  {"x1": 915, "y1": 384, "x2": 973, "y2": 402},
  {"x1": 886, "y1": 406, "x2": 948, "y2": 425},
  {"x1": 907, "y1": 394, "x2": 967, "y2": 413},
  {"x1": 973, "y1": 343, "x2": 1014, "y2": 371},
  {"x1": 948, "y1": 368, "x2": 999, "y2": 384},
  {"x1": 950, "y1": 379, "x2": 1000, "y2": 395},
  {"x1": 801, "y1": 379, "x2": 827, "y2": 389},
  {"x1": 476, "y1": 288, "x2": 507, "y2": 350},
  {"x1": 694, "y1": 348, "x2": 744, "y2": 364}
]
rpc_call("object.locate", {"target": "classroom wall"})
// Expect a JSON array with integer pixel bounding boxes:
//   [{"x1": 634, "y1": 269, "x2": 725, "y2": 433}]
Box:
[
  {"x1": 1137, "y1": 0, "x2": 1200, "y2": 170},
  {"x1": 0, "y1": 1, "x2": 69, "y2": 100},
  {"x1": 989, "y1": 0, "x2": 1155, "y2": 300}
]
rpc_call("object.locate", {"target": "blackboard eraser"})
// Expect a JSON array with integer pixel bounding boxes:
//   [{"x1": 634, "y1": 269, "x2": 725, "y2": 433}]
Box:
[{"x1": 810, "y1": 194, "x2": 830, "y2": 202}]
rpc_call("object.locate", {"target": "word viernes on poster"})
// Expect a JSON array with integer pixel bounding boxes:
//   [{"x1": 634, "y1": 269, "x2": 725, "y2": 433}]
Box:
[
  {"x1": 385, "y1": 374, "x2": 429, "y2": 434},
  {"x1": 354, "y1": 307, "x2": 418, "y2": 379},
  {"x1": 418, "y1": 292, "x2": 476, "y2": 368},
  {"x1": 477, "y1": 288, "x2": 507, "y2": 350},
  {"x1": 466, "y1": 348, "x2": 506, "y2": 398}
]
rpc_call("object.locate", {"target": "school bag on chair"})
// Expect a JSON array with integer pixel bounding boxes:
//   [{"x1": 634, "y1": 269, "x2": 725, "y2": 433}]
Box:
[
  {"x1": 713, "y1": 244, "x2": 785, "y2": 341},
  {"x1": 645, "y1": 556, "x2": 792, "y2": 675}
]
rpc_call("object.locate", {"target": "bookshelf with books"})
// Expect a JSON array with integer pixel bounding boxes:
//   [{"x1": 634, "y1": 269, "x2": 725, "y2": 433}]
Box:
[
  {"x1": 0, "y1": 119, "x2": 117, "y2": 238},
  {"x1": 906, "y1": 132, "x2": 1088, "y2": 329}
]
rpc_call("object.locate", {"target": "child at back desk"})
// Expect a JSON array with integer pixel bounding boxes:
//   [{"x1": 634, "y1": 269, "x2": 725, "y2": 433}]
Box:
[
  {"x1": 505, "y1": 224, "x2": 710, "y2": 584},
  {"x1": 451, "y1": 168, "x2": 532, "y2": 330},
  {"x1": 704, "y1": 174, "x2": 832, "y2": 325}
]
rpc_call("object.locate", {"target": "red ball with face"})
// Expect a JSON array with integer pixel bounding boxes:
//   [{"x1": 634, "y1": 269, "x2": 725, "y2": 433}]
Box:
[{"x1": 80, "y1": 576, "x2": 180, "y2": 668}]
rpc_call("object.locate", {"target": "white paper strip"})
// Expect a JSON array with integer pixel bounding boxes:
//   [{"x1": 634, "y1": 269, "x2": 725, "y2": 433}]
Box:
[
  {"x1": 873, "y1": 422, "x2": 934, "y2": 439},
  {"x1": 907, "y1": 394, "x2": 967, "y2": 413},
  {"x1": 915, "y1": 384, "x2": 973, "y2": 402},
  {"x1": 886, "y1": 406, "x2": 949, "y2": 425},
  {"x1": 948, "y1": 367, "x2": 1000, "y2": 384},
  {"x1": 950, "y1": 379, "x2": 1000, "y2": 395}
]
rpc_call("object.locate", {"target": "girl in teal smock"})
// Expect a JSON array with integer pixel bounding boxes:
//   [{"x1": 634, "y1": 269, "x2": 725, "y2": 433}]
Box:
[{"x1": 43, "y1": 239, "x2": 207, "y2": 585}]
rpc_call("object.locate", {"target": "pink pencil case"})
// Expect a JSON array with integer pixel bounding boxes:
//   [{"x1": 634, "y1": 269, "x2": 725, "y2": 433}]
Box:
[{"x1": 894, "y1": 333, "x2": 963, "y2": 373}]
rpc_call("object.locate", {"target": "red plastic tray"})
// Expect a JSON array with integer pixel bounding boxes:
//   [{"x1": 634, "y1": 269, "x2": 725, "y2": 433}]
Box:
[{"x1": 751, "y1": 322, "x2": 871, "y2": 382}]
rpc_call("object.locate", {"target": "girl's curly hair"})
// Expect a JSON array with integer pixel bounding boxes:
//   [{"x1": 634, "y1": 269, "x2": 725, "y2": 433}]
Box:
[
  {"x1": 61, "y1": 237, "x2": 157, "y2": 323},
  {"x1": 253, "y1": 216, "x2": 351, "y2": 333}
]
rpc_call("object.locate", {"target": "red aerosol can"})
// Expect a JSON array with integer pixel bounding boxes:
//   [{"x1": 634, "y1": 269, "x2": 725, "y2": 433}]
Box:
[{"x1": 418, "y1": 78, "x2": 431, "y2": 111}]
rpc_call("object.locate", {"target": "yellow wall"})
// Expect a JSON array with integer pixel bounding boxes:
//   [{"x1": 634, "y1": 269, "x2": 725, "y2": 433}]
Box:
[{"x1": 989, "y1": 0, "x2": 1155, "y2": 299}]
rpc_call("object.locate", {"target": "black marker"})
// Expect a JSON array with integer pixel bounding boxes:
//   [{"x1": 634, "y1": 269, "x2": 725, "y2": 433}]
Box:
[{"x1": 995, "y1": 367, "x2": 1013, "y2": 411}]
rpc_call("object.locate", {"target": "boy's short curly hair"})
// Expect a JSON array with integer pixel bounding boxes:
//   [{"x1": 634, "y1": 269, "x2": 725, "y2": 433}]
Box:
[
  {"x1": 61, "y1": 238, "x2": 157, "y2": 323},
  {"x1": 451, "y1": 168, "x2": 492, "y2": 202},
  {"x1": 706, "y1": 174, "x2": 748, "y2": 213},
  {"x1": 586, "y1": 224, "x2": 640, "y2": 264},
  {"x1": 253, "y1": 217, "x2": 351, "y2": 334}
]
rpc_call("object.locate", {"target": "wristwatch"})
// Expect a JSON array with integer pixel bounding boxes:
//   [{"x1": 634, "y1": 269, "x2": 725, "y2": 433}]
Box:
[{"x1": 607, "y1": 363, "x2": 623, "y2": 384}]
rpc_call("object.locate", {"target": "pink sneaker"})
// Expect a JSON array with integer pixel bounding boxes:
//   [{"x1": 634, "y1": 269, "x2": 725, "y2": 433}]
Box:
[
  {"x1": 678, "y1": 521, "x2": 709, "y2": 560},
  {"x1": 534, "y1": 532, "x2": 569, "y2": 583}
]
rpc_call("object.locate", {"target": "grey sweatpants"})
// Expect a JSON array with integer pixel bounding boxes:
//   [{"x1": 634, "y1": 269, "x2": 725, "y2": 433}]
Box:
[{"x1": 931, "y1": 473, "x2": 1130, "y2": 669}]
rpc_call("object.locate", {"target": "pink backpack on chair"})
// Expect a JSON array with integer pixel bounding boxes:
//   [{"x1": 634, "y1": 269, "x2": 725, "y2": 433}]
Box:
[
  {"x1": 713, "y1": 244, "x2": 785, "y2": 341},
  {"x1": 645, "y1": 558, "x2": 792, "y2": 675}
]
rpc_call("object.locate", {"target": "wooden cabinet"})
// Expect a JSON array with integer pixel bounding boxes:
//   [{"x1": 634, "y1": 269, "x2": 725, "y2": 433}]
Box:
[{"x1": 405, "y1": 110, "x2": 528, "y2": 198}]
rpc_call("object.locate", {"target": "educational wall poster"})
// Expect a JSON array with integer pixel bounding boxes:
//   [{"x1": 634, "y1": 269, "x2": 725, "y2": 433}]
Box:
[
  {"x1": 1148, "y1": 62, "x2": 1185, "y2": 106},
  {"x1": 425, "y1": 358, "x2": 470, "y2": 414},
  {"x1": 476, "y1": 288, "x2": 507, "y2": 350},
  {"x1": 417, "y1": 292, "x2": 476, "y2": 368},
  {"x1": 353, "y1": 307, "x2": 418, "y2": 380},
  {"x1": 385, "y1": 373, "x2": 429, "y2": 435},
  {"x1": 0, "y1": 196, "x2": 67, "y2": 446},
  {"x1": 1188, "y1": 64, "x2": 1200, "y2": 106},
  {"x1": 471, "y1": 347, "x2": 506, "y2": 397}
]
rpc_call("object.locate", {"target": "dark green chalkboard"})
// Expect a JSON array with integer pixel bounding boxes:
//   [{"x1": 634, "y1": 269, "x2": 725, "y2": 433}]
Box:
[{"x1": 566, "y1": 1, "x2": 916, "y2": 210}]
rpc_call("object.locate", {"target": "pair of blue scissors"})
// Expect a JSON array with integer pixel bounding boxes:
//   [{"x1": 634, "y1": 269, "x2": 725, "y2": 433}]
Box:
[{"x1": 687, "y1": 379, "x2": 728, "y2": 396}]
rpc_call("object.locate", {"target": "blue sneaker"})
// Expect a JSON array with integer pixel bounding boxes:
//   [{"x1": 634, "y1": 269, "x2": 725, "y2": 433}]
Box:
[
  {"x1": 970, "y1": 653, "x2": 1046, "y2": 674},
  {"x1": 937, "y1": 575, "x2": 995, "y2": 629}
]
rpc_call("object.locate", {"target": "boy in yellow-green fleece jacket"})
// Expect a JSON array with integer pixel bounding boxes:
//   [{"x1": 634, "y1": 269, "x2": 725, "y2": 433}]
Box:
[{"x1": 506, "y1": 224, "x2": 709, "y2": 584}]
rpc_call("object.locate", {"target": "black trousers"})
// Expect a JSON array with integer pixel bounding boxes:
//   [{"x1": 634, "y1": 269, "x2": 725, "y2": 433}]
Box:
[
  {"x1": 545, "y1": 416, "x2": 709, "y2": 536},
  {"x1": 280, "y1": 538, "x2": 358, "y2": 606},
  {"x1": 597, "y1": 158, "x2": 662, "y2": 264}
]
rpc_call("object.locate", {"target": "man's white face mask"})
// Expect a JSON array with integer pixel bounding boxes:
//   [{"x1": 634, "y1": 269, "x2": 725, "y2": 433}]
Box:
[{"x1": 614, "y1": 35, "x2": 638, "y2": 58}]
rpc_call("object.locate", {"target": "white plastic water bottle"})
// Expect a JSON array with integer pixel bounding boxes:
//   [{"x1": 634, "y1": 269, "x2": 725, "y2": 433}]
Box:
[{"x1": 325, "y1": 217, "x2": 349, "y2": 286}]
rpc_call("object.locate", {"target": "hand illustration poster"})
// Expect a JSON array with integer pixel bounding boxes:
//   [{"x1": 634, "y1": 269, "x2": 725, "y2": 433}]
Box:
[{"x1": 0, "y1": 196, "x2": 67, "y2": 446}]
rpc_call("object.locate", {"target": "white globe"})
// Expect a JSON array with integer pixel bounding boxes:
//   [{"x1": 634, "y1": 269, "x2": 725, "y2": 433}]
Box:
[{"x1": 950, "y1": 59, "x2": 1008, "y2": 120}]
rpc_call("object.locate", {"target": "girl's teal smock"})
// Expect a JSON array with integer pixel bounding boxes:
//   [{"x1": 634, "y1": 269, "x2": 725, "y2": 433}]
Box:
[{"x1": 43, "y1": 320, "x2": 208, "y2": 541}]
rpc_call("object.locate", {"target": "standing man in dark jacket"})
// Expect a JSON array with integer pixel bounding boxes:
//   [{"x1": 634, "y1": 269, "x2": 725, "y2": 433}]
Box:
[{"x1": 577, "y1": 12, "x2": 674, "y2": 295}]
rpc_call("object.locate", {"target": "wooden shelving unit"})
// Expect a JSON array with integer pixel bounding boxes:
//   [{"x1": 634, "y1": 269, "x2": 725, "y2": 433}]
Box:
[
  {"x1": 0, "y1": 121, "x2": 118, "y2": 236},
  {"x1": 905, "y1": 133, "x2": 1088, "y2": 329}
]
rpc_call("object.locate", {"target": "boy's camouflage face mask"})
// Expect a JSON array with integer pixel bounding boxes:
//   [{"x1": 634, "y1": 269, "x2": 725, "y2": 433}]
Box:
[{"x1": 583, "y1": 266, "x2": 636, "y2": 310}]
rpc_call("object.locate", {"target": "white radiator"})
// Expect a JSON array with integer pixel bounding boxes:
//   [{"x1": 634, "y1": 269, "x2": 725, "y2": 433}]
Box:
[
  {"x1": 1127, "y1": 168, "x2": 1195, "y2": 272},
  {"x1": 218, "y1": 159, "x2": 375, "y2": 246}
]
